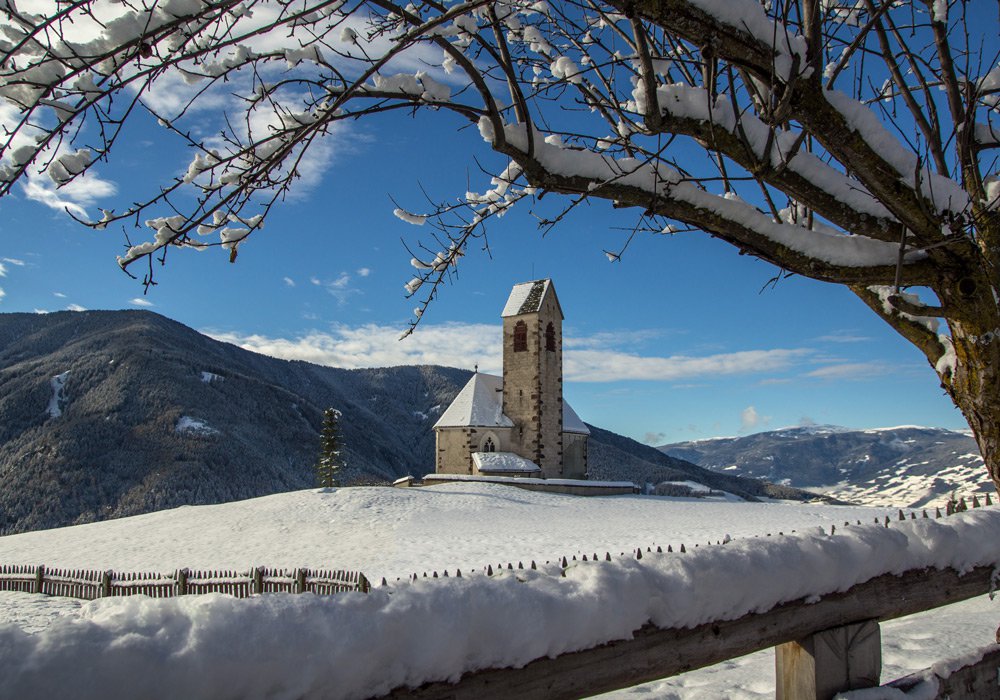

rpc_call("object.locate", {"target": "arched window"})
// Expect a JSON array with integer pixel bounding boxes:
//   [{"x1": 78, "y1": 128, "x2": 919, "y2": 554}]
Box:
[
  {"x1": 513, "y1": 321, "x2": 527, "y2": 352},
  {"x1": 483, "y1": 437, "x2": 496, "y2": 452},
  {"x1": 545, "y1": 322, "x2": 556, "y2": 352}
]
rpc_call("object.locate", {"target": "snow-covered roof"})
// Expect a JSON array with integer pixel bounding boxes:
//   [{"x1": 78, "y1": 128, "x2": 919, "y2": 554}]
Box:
[
  {"x1": 563, "y1": 402, "x2": 589, "y2": 435},
  {"x1": 472, "y1": 452, "x2": 541, "y2": 474},
  {"x1": 434, "y1": 373, "x2": 588, "y2": 434},
  {"x1": 501, "y1": 279, "x2": 562, "y2": 318},
  {"x1": 433, "y1": 373, "x2": 513, "y2": 429}
]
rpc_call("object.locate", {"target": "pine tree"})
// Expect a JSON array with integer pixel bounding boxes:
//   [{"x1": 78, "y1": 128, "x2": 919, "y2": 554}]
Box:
[{"x1": 316, "y1": 408, "x2": 344, "y2": 489}]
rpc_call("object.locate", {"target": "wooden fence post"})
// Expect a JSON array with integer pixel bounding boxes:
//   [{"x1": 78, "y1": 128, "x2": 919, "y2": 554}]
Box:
[
  {"x1": 101, "y1": 570, "x2": 112, "y2": 598},
  {"x1": 295, "y1": 568, "x2": 306, "y2": 594},
  {"x1": 176, "y1": 568, "x2": 189, "y2": 596},
  {"x1": 253, "y1": 567, "x2": 263, "y2": 595},
  {"x1": 34, "y1": 565, "x2": 45, "y2": 594},
  {"x1": 776, "y1": 619, "x2": 881, "y2": 700}
]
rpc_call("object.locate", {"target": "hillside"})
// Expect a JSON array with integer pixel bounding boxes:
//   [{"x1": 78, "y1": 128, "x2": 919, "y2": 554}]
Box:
[
  {"x1": 0, "y1": 310, "x2": 825, "y2": 534},
  {"x1": 660, "y1": 425, "x2": 990, "y2": 508}
]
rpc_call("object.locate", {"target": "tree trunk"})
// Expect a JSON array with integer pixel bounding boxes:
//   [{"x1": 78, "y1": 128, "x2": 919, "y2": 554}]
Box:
[{"x1": 941, "y1": 316, "x2": 1000, "y2": 494}]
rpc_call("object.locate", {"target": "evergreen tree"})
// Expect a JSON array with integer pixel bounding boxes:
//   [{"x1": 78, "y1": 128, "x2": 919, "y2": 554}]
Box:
[{"x1": 316, "y1": 408, "x2": 344, "y2": 488}]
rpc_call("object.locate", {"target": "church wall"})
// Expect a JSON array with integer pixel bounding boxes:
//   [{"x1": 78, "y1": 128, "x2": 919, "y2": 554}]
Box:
[
  {"x1": 562, "y1": 432, "x2": 587, "y2": 479},
  {"x1": 435, "y1": 426, "x2": 514, "y2": 474},
  {"x1": 435, "y1": 428, "x2": 474, "y2": 474}
]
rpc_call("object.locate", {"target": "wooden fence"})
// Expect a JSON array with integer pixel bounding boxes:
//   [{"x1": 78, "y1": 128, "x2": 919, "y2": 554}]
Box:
[
  {"x1": 0, "y1": 565, "x2": 370, "y2": 600},
  {"x1": 384, "y1": 499, "x2": 999, "y2": 700}
]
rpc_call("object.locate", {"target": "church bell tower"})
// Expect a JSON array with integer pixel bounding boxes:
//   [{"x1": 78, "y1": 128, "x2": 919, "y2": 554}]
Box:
[{"x1": 500, "y1": 279, "x2": 564, "y2": 477}]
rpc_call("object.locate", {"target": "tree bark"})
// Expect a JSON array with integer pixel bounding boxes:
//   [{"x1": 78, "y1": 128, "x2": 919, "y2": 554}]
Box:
[{"x1": 944, "y1": 322, "x2": 1000, "y2": 492}]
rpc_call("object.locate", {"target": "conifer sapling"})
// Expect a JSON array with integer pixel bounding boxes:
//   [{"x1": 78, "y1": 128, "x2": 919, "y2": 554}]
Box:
[{"x1": 316, "y1": 408, "x2": 345, "y2": 489}]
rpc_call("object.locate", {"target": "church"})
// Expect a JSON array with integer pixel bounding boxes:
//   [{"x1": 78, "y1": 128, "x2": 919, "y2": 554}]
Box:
[{"x1": 432, "y1": 279, "x2": 589, "y2": 479}]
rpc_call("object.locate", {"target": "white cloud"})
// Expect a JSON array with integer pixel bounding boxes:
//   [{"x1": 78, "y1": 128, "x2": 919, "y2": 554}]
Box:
[
  {"x1": 740, "y1": 406, "x2": 761, "y2": 433},
  {"x1": 564, "y1": 329, "x2": 664, "y2": 350},
  {"x1": 20, "y1": 170, "x2": 119, "y2": 218},
  {"x1": 805, "y1": 362, "x2": 890, "y2": 380},
  {"x1": 566, "y1": 348, "x2": 811, "y2": 382},
  {"x1": 0, "y1": 286, "x2": 5, "y2": 302},
  {"x1": 208, "y1": 323, "x2": 501, "y2": 373},
  {"x1": 643, "y1": 431, "x2": 667, "y2": 445},
  {"x1": 66, "y1": 304, "x2": 87, "y2": 311},
  {"x1": 0, "y1": 263, "x2": 6, "y2": 277},
  {"x1": 357, "y1": 268, "x2": 371, "y2": 277},
  {"x1": 815, "y1": 330, "x2": 871, "y2": 343},
  {"x1": 309, "y1": 272, "x2": 360, "y2": 304},
  {"x1": 283, "y1": 277, "x2": 296, "y2": 287},
  {"x1": 33, "y1": 308, "x2": 49, "y2": 314},
  {"x1": 207, "y1": 323, "x2": 814, "y2": 382},
  {"x1": 130, "y1": 297, "x2": 154, "y2": 307},
  {"x1": 53, "y1": 292, "x2": 67, "y2": 298},
  {"x1": 0, "y1": 102, "x2": 117, "y2": 218},
  {"x1": 1, "y1": 258, "x2": 26, "y2": 266}
]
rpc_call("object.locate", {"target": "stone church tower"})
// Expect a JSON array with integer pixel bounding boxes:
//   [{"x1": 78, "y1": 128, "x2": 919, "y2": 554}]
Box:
[
  {"x1": 432, "y1": 279, "x2": 588, "y2": 479},
  {"x1": 501, "y1": 280, "x2": 564, "y2": 473}
]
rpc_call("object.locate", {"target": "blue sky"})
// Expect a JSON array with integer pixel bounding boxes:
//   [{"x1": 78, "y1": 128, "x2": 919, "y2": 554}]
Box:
[{"x1": 0, "y1": 60, "x2": 970, "y2": 445}]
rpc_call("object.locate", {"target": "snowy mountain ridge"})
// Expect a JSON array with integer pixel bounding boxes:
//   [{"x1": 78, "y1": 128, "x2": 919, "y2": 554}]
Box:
[{"x1": 660, "y1": 425, "x2": 989, "y2": 508}]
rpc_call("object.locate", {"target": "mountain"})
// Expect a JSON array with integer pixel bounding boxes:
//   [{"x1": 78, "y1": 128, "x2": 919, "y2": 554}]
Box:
[
  {"x1": 0, "y1": 310, "x2": 827, "y2": 534},
  {"x1": 659, "y1": 425, "x2": 991, "y2": 508}
]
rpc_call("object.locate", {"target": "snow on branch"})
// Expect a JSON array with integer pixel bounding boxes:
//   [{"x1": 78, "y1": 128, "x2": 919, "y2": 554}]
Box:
[{"x1": 491, "y1": 122, "x2": 925, "y2": 276}]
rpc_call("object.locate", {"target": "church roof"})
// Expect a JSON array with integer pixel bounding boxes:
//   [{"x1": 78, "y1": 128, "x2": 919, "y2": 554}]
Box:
[
  {"x1": 433, "y1": 373, "x2": 513, "y2": 429},
  {"x1": 433, "y1": 372, "x2": 590, "y2": 435},
  {"x1": 501, "y1": 279, "x2": 562, "y2": 318},
  {"x1": 563, "y1": 402, "x2": 590, "y2": 435},
  {"x1": 472, "y1": 452, "x2": 542, "y2": 474}
]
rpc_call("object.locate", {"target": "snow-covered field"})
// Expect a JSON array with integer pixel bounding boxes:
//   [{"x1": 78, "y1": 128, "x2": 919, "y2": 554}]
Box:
[
  {"x1": 1, "y1": 483, "x2": 997, "y2": 699},
  {"x1": 817, "y1": 452, "x2": 988, "y2": 509}
]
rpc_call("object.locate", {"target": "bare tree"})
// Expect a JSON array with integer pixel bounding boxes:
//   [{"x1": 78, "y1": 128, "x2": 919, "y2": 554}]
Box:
[{"x1": 3, "y1": 1, "x2": 1000, "y2": 487}]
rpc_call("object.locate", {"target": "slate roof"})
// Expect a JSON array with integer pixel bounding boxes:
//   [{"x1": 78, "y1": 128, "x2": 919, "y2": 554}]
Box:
[{"x1": 501, "y1": 279, "x2": 562, "y2": 318}]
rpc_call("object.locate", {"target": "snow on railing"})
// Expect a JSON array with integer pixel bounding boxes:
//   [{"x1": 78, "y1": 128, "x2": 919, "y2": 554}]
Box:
[
  {"x1": 373, "y1": 499, "x2": 1000, "y2": 700},
  {"x1": 380, "y1": 498, "x2": 991, "y2": 587}
]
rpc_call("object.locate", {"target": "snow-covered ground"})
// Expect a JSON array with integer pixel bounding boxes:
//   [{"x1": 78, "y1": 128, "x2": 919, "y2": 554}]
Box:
[
  {"x1": 1, "y1": 483, "x2": 997, "y2": 699},
  {"x1": 817, "y1": 452, "x2": 988, "y2": 508}
]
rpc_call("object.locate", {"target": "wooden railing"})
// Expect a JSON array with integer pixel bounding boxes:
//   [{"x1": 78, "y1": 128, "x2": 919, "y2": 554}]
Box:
[
  {"x1": 0, "y1": 564, "x2": 370, "y2": 599},
  {"x1": 380, "y1": 499, "x2": 999, "y2": 700},
  {"x1": 384, "y1": 563, "x2": 995, "y2": 699}
]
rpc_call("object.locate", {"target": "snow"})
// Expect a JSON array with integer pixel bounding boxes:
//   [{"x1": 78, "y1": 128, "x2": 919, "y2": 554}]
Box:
[
  {"x1": 393, "y1": 208, "x2": 427, "y2": 225},
  {"x1": 433, "y1": 372, "x2": 586, "y2": 433},
  {"x1": 0, "y1": 485, "x2": 997, "y2": 699},
  {"x1": 822, "y1": 89, "x2": 969, "y2": 215},
  {"x1": 471, "y1": 451, "x2": 541, "y2": 473},
  {"x1": 563, "y1": 401, "x2": 590, "y2": 435},
  {"x1": 501, "y1": 279, "x2": 551, "y2": 317},
  {"x1": 200, "y1": 371, "x2": 223, "y2": 383},
  {"x1": 492, "y1": 124, "x2": 916, "y2": 269},
  {"x1": 424, "y1": 474, "x2": 635, "y2": 489},
  {"x1": 175, "y1": 416, "x2": 218, "y2": 436},
  {"x1": 46, "y1": 370, "x2": 70, "y2": 418},
  {"x1": 432, "y1": 373, "x2": 513, "y2": 428}
]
